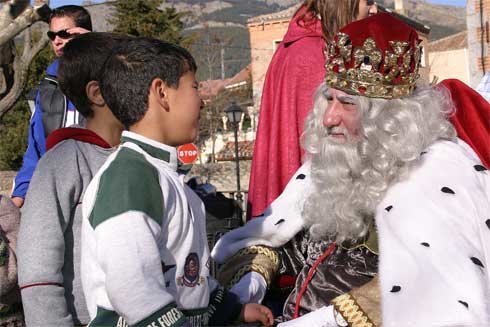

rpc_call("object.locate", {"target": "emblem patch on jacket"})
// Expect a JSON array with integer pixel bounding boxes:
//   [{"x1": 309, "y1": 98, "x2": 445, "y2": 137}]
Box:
[{"x1": 177, "y1": 252, "x2": 204, "y2": 287}]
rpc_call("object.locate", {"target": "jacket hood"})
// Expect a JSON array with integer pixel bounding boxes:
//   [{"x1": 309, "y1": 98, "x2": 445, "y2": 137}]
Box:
[
  {"x1": 46, "y1": 127, "x2": 112, "y2": 151},
  {"x1": 282, "y1": 6, "x2": 323, "y2": 46}
]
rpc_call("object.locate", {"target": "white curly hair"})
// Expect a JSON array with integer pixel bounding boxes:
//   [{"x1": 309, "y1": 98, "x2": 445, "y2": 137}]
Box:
[{"x1": 301, "y1": 82, "x2": 457, "y2": 242}]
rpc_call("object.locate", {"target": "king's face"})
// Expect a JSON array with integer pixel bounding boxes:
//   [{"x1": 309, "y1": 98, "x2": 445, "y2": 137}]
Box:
[{"x1": 322, "y1": 88, "x2": 362, "y2": 144}]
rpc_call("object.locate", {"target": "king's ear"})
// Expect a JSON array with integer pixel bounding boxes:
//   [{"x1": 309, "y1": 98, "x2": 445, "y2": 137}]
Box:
[
  {"x1": 86, "y1": 81, "x2": 105, "y2": 107},
  {"x1": 150, "y1": 78, "x2": 170, "y2": 111}
]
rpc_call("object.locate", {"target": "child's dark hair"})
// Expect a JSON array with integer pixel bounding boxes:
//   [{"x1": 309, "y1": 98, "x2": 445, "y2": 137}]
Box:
[
  {"x1": 49, "y1": 5, "x2": 92, "y2": 31},
  {"x1": 58, "y1": 32, "x2": 130, "y2": 117},
  {"x1": 99, "y1": 38, "x2": 197, "y2": 128}
]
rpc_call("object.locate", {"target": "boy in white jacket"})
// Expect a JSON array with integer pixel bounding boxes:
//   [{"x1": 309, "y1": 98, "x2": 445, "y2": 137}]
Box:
[{"x1": 81, "y1": 37, "x2": 273, "y2": 327}]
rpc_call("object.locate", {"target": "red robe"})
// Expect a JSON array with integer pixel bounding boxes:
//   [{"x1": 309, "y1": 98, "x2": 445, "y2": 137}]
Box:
[
  {"x1": 440, "y1": 79, "x2": 490, "y2": 168},
  {"x1": 247, "y1": 9, "x2": 325, "y2": 218}
]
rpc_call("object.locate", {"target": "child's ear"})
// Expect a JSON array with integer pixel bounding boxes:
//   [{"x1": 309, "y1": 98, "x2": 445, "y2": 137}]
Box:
[
  {"x1": 151, "y1": 78, "x2": 170, "y2": 111},
  {"x1": 86, "y1": 81, "x2": 105, "y2": 107}
]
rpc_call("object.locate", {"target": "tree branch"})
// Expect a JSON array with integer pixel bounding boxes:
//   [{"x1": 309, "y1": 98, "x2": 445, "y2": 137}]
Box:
[
  {"x1": 0, "y1": 0, "x2": 50, "y2": 116},
  {"x1": 0, "y1": 0, "x2": 28, "y2": 30},
  {"x1": 24, "y1": 28, "x2": 48, "y2": 63},
  {"x1": 0, "y1": 29, "x2": 48, "y2": 117},
  {"x1": 0, "y1": 3, "x2": 50, "y2": 47},
  {"x1": 22, "y1": 23, "x2": 31, "y2": 56}
]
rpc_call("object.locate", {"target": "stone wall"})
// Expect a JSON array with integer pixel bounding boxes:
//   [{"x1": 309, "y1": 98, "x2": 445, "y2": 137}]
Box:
[
  {"x1": 187, "y1": 161, "x2": 252, "y2": 217},
  {"x1": 187, "y1": 160, "x2": 252, "y2": 192},
  {"x1": 0, "y1": 162, "x2": 252, "y2": 199},
  {"x1": 0, "y1": 171, "x2": 15, "y2": 196},
  {"x1": 0, "y1": 162, "x2": 253, "y2": 212}
]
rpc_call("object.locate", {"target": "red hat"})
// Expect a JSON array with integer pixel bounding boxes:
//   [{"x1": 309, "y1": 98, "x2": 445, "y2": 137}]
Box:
[{"x1": 324, "y1": 13, "x2": 422, "y2": 99}]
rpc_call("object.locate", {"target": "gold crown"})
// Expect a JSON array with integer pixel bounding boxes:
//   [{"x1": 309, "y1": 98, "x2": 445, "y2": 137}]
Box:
[{"x1": 324, "y1": 32, "x2": 422, "y2": 99}]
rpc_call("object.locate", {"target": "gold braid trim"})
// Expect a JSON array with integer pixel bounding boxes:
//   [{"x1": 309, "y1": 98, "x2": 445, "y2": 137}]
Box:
[
  {"x1": 235, "y1": 245, "x2": 280, "y2": 265},
  {"x1": 217, "y1": 245, "x2": 280, "y2": 289},
  {"x1": 331, "y1": 293, "x2": 377, "y2": 327}
]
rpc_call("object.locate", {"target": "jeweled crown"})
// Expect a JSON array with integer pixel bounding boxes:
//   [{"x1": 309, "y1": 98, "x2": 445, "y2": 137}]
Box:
[{"x1": 324, "y1": 13, "x2": 422, "y2": 99}]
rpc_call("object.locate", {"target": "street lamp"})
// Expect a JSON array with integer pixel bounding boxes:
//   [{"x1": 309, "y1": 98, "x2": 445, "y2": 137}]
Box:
[{"x1": 224, "y1": 102, "x2": 244, "y2": 214}]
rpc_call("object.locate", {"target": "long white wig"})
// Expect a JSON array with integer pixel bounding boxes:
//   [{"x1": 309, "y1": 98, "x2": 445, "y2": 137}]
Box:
[{"x1": 301, "y1": 82, "x2": 457, "y2": 242}]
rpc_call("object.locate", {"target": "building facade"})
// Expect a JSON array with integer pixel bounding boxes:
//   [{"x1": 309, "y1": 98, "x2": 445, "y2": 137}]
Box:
[
  {"x1": 428, "y1": 31, "x2": 470, "y2": 84},
  {"x1": 467, "y1": 0, "x2": 489, "y2": 87},
  {"x1": 247, "y1": 5, "x2": 299, "y2": 130},
  {"x1": 247, "y1": 3, "x2": 430, "y2": 121}
]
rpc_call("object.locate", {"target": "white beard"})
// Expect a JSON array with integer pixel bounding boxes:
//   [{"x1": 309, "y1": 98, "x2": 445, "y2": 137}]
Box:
[
  {"x1": 302, "y1": 129, "x2": 373, "y2": 242},
  {"x1": 301, "y1": 83, "x2": 457, "y2": 243}
]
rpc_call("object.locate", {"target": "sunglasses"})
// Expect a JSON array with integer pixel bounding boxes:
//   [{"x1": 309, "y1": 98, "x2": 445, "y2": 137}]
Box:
[{"x1": 47, "y1": 29, "x2": 73, "y2": 41}]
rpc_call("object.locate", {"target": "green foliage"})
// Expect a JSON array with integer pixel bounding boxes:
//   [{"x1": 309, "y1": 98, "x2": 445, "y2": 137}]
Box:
[
  {"x1": 0, "y1": 44, "x2": 53, "y2": 170},
  {"x1": 0, "y1": 101, "x2": 30, "y2": 170},
  {"x1": 26, "y1": 46, "x2": 54, "y2": 91},
  {"x1": 110, "y1": 0, "x2": 192, "y2": 46}
]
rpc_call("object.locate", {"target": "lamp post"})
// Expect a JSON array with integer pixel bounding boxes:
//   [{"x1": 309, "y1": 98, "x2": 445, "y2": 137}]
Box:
[{"x1": 224, "y1": 102, "x2": 244, "y2": 212}]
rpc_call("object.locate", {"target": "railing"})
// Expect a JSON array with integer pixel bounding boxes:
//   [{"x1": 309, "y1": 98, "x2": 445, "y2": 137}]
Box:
[
  {"x1": 206, "y1": 190, "x2": 248, "y2": 277},
  {"x1": 220, "y1": 190, "x2": 248, "y2": 224}
]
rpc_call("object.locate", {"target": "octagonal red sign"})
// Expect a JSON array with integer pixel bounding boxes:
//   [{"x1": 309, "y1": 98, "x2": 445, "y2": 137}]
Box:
[{"x1": 177, "y1": 143, "x2": 199, "y2": 164}]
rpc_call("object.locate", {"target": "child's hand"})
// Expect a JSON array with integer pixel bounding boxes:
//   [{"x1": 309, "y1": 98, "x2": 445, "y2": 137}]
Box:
[{"x1": 240, "y1": 303, "x2": 274, "y2": 326}]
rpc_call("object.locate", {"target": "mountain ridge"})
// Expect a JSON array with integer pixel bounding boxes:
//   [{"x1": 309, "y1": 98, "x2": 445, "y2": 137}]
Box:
[{"x1": 85, "y1": 0, "x2": 467, "y2": 80}]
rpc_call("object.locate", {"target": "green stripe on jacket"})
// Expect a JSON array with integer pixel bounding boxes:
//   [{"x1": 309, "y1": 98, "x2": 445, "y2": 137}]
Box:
[{"x1": 89, "y1": 147, "x2": 164, "y2": 228}]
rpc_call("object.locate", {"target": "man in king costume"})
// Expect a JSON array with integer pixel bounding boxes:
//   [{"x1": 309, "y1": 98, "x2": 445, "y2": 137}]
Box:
[{"x1": 212, "y1": 13, "x2": 490, "y2": 326}]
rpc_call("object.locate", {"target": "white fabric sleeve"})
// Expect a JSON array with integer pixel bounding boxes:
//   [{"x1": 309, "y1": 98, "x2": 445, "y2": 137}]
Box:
[
  {"x1": 211, "y1": 160, "x2": 313, "y2": 263},
  {"x1": 229, "y1": 271, "x2": 267, "y2": 304},
  {"x1": 277, "y1": 305, "x2": 339, "y2": 327}
]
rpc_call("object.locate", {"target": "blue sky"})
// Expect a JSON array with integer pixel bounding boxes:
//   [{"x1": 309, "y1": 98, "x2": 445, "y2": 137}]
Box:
[
  {"x1": 427, "y1": 0, "x2": 466, "y2": 6},
  {"x1": 47, "y1": 0, "x2": 467, "y2": 8},
  {"x1": 48, "y1": 0, "x2": 104, "y2": 7}
]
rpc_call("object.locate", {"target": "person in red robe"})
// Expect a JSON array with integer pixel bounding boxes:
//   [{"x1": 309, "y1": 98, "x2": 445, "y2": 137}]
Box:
[{"x1": 247, "y1": 0, "x2": 378, "y2": 218}]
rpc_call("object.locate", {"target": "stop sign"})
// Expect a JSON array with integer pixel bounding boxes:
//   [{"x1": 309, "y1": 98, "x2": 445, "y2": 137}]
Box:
[{"x1": 177, "y1": 143, "x2": 199, "y2": 164}]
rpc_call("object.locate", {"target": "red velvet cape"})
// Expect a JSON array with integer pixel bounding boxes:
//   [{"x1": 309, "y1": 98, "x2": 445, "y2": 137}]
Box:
[
  {"x1": 247, "y1": 9, "x2": 325, "y2": 218},
  {"x1": 439, "y1": 79, "x2": 490, "y2": 168}
]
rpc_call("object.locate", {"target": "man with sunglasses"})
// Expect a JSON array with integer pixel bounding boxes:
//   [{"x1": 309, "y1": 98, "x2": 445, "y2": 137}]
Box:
[{"x1": 11, "y1": 5, "x2": 92, "y2": 208}]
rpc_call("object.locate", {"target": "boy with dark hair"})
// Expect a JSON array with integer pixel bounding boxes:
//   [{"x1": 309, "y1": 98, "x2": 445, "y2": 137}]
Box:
[
  {"x1": 17, "y1": 32, "x2": 128, "y2": 326},
  {"x1": 81, "y1": 38, "x2": 274, "y2": 327},
  {"x1": 11, "y1": 5, "x2": 92, "y2": 208}
]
